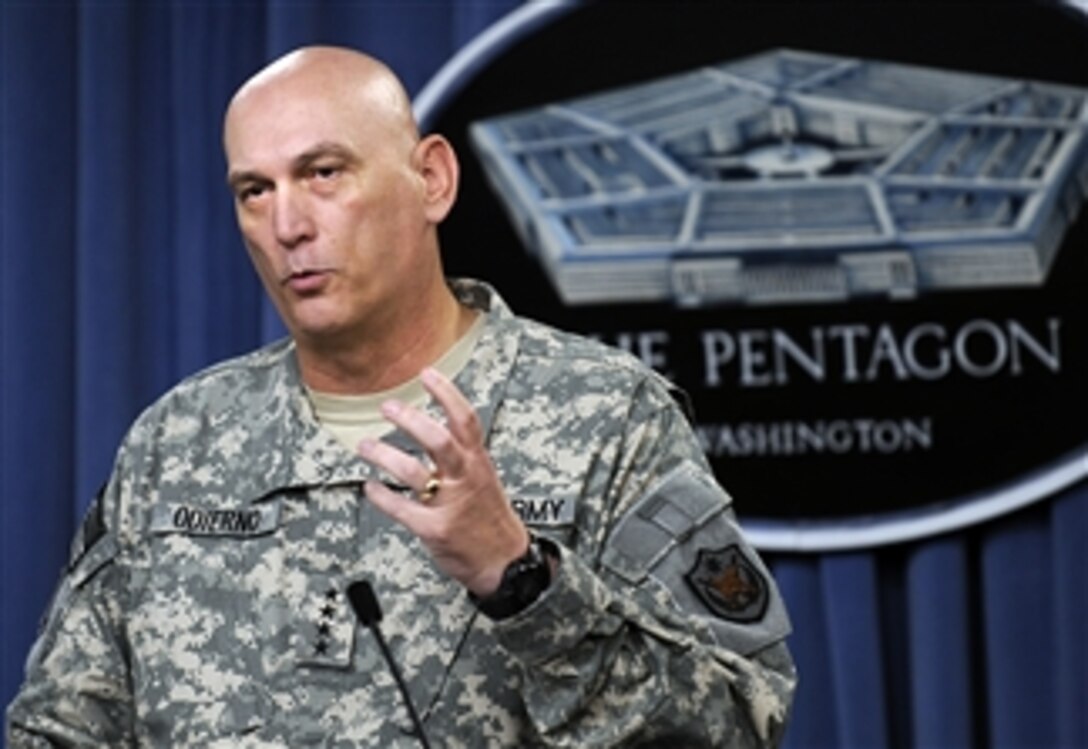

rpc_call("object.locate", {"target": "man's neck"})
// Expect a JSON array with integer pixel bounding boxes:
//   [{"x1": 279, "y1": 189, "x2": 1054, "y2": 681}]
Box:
[{"x1": 295, "y1": 291, "x2": 477, "y2": 395}]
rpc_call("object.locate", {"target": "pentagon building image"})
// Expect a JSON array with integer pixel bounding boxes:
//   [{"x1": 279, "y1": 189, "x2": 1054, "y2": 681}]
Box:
[{"x1": 470, "y1": 49, "x2": 1088, "y2": 306}]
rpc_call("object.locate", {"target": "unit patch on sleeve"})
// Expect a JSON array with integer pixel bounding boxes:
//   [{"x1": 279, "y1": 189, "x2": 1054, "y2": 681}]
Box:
[
  {"x1": 685, "y1": 544, "x2": 769, "y2": 623},
  {"x1": 68, "y1": 484, "x2": 107, "y2": 571}
]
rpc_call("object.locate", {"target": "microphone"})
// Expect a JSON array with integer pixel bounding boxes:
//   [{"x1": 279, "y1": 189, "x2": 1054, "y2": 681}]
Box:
[{"x1": 347, "y1": 580, "x2": 433, "y2": 749}]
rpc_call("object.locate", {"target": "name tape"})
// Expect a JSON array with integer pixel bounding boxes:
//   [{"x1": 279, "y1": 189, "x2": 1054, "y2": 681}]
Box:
[
  {"x1": 511, "y1": 497, "x2": 574, "y2": 527},
  {"x1": 150, "y1": 502, "x2": 282, "y2": 537}
]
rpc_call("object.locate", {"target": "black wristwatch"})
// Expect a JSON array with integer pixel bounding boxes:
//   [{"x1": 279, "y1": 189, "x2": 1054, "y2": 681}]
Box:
[{"x1": 470, "y1": 534, "x2": 558, "y2": 620}]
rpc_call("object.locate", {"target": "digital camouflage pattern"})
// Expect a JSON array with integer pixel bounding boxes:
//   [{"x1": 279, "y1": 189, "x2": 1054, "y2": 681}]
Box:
[{"x1": 7, "y1": 281, "x2": 796, "y2": 747}]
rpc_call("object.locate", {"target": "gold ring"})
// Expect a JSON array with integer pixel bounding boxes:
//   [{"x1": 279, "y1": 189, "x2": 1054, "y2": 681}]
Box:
[{"x1": 419, "y1": 475, "x2": 441, "y2": 502}]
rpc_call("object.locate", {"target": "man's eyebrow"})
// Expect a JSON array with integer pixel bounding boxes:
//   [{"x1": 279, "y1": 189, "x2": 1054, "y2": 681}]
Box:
[
  {"x1": 225, "y1": 143, "x2": 359, "y2": 190},
  {"x1": 292, "y1": 142, "x2": 359, "y2": 172},
  {"x1": 226, "y1": 169, "x2": 266, "y2": 191}
]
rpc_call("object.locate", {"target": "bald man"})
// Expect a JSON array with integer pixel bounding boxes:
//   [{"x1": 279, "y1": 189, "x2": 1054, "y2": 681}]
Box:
[{"x1": 7, "y1": 48, "x2": 796, "y2": 747}]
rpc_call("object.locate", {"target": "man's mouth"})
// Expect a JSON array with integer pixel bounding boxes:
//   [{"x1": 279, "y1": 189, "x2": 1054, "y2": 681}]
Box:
[{"x1": 282, "y1": 268, "x2": 331, "y2": 292}]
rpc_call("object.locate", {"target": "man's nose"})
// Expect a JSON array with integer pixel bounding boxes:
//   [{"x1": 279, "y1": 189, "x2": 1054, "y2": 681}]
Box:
[{"x1": 272, "y1": 187, "x2": 316, "y2": 249}]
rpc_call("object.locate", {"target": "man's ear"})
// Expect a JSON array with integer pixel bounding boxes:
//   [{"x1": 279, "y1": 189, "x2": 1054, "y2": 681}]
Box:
[{"x1": 416, "y1": 134, "x2": 459, "y2": 223}]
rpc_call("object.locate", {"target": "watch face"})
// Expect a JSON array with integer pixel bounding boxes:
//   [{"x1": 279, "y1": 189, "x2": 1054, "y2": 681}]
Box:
[
  {"x1": 477, "y1": 539, "x2": 553, "y2": 619},
  {"x1": 511, "y1": 569, "x2": 539, "y2": 602},
  {"x1": 512, "y1": 553, "x2": 550, "y2": 602}
]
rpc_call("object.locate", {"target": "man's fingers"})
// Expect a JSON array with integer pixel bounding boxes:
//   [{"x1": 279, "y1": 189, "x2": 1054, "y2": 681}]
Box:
[
  {"x1": 364, "y1": 479, "x2": 429, "y2": 526},
  {"x1": 379, "y1": 391, "x2": 467, "y2": 475},
  {"x1": 420, "y1": 368, "x2": 483, "y2": 446},
  {"x1": 358, "y1": 371, "x2": 482, "y2": 493},
  {"x1": 357, "y1": 437, "x2": 433, "y2": 494}
]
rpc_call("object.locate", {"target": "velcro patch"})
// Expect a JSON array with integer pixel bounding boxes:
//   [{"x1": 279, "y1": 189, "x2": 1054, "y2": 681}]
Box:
[
  {"x1": 685, "y1": 544, "x2": 769, "y2": 623},
  {"x1": 601, "y1": 461, "x2": 724, "y2": 584}
]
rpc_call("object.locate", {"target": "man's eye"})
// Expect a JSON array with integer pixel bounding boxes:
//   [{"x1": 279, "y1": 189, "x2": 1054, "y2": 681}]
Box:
[
  {"x1": 238, "y1": 184, "x2": 267, "y2": 202},
  {"x1": 312, "y1": 165, "x2": 340, "y2": 180}
]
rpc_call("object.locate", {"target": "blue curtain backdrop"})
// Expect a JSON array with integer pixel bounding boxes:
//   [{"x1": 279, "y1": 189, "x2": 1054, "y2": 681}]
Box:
[{"x1": 1, "y1": 2, "x2": 1085, "y2": 748}]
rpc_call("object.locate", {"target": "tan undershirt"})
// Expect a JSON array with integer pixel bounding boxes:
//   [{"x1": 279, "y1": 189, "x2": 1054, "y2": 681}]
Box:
[{"x1": 307, "y1": 313, "x2": 486, "y2": 453}]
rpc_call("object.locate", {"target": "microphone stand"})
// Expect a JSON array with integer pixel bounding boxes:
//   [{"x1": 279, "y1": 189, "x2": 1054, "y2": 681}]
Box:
[{"x1": 347, "y1": 580, "x2": 433, "y2": 749}]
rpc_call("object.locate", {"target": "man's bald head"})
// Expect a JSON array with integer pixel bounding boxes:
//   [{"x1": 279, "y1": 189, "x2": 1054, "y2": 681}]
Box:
[{"x1": 224, "y1": 46, "x2": 419, "y2": 156}]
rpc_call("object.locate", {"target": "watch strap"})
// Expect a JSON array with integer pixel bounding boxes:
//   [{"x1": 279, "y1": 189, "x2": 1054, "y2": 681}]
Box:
[{"x1": 470, "y1": 534, "x2": 558, "y2": 620}]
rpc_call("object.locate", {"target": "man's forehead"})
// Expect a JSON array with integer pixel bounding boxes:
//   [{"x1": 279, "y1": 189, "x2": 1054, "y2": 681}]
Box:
[
  {"x1": 228, "y1": 51, "x2": 408, "y2": 127},
  {"x1": 225, "y1": 71, "x2": 412, "y2": 161},
  {"x1": 226, "y1": 84, "x2": 358, "y2": 152}
]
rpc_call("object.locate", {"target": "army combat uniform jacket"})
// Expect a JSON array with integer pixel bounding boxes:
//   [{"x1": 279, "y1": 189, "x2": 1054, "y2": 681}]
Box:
[{"x1": 7, "y1": 280, "x2": 796, "y2": 748}]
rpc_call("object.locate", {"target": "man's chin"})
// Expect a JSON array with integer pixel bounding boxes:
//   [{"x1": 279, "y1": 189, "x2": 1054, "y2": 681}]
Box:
[{"x1": 289, "y1": 316, "x2": 359, "y2": 350}]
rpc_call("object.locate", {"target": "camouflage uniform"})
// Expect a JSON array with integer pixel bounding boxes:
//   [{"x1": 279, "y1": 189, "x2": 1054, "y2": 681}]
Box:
[{"x1": 7, "y1": 280, "x2": 796, "y2": 748}]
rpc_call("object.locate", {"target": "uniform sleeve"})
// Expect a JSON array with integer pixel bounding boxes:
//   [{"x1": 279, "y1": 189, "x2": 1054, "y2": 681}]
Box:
[
  {"x1": 490, "y1": 376, "x2": 797, "y2": 748},
  {"x1": 5, "y1": 480, "x2": 136, "y2": 748}
]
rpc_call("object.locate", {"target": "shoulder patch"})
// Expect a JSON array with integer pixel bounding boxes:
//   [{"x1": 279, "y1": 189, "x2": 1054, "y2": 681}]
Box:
[
  {"x1": 600, "y1": 460, "x2": 791, "y2": 654},
  {"x1": 685, "y1": 544, "x2": 769, "y2": 623},
  {"x1": 601, "y1": 461, "x2": 726, "y2": 584},
  {"x1": 68, "y1": 484, "x2": 107, "y2": 571}
]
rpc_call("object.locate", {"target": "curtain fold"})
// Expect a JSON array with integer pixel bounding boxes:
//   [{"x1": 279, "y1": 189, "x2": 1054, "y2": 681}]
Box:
[
  {"x1": 905, "y1": 539, "x2": 974, "y2": 747},
  {"x1": 771, "y1": 557, "x2": 838, "y2": 747},
  {"x1": 821, "y1": 554, "x2": 890, "y2": 748},
  {"x1": 982, "y1": 509, "x2": 1055, "y2": 746},
  {"x1": 2, "y1": 4, "x2": 1085, "y2": 748},
  {"x1": 1052, "y1": 487, "x2": 1088, "y2": 748},
  {"x1": 2, "y1": 3, "x2": 81, "y2": 721}
]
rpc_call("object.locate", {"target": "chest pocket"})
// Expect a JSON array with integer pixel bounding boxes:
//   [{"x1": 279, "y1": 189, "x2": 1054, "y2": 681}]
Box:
[{"x1": 128, "y1": 500, "x2": 285, "y2": 743}]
